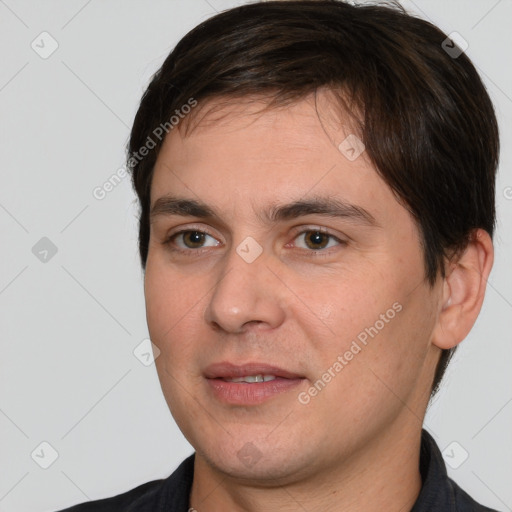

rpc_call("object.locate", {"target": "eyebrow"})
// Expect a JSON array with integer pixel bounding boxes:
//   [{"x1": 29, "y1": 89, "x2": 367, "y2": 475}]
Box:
[{"x1": 150, "y1": 195, "x2": 381, "y2": 228}]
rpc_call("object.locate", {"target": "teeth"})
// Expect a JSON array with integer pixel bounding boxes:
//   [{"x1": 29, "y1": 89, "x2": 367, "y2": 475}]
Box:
[{"x1": 224, "y1": 374, "x2": 277, "y2": 383}]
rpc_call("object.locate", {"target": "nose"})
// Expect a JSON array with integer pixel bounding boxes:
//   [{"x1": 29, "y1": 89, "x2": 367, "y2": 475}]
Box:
[{"x1": 204, "y1": 242, "x2": 286, "y2": 334}]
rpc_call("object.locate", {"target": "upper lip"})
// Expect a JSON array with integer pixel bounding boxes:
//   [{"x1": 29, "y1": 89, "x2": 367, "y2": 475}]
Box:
[{"x1": 204, "y1": 362, "x2": 304, "y2": 379}]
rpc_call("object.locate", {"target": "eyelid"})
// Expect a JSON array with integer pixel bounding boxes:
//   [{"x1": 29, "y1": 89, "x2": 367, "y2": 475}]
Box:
[
  {"x1": 165, "y1": 223, "x2": 344, "y2": 242},
  {"x1": 288, "y1": 224, "x2": 346, "y2": 241},
  {"x1": 166, "y1": 223, "x2": 221, "y2": 241}
]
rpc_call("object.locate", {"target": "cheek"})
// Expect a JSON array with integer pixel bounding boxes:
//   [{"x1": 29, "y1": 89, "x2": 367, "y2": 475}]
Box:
[
  {"x1": 307, "y1": 266, "x2": 431, "y2": 390},
  {"x1": 335, "y1": 285, "x2": 435, "y2": 406},
  {"x1": 144, "y1": 271, "x2": 176, "y2": 338},
  {"x1": 144, "y1": 261, "x2": 195, "y2": 355},
  {"x1": 144, "y1": 265, "x2": 201, "y2": 410},
  {"x1": 304, "y1": 296, "x2": 433, "y2": 446},
  {"x1": 299, "y1": 275, "x2": 385, "y2": 352},
  {"x1": 144, "y1": 259, "x2": 221, "y2": 385}
]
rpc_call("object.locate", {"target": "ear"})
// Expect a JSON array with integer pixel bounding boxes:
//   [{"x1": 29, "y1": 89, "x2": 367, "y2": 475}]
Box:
[{"x1": 432, "y1": 229, "x2": 494, "y2": 350}]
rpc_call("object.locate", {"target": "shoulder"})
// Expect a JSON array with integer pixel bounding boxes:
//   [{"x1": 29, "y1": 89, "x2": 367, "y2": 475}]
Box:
[
  {"x1": 415, "y1": 430, "x2": 499, "y2": 512},
  {"x1": 448, "y1": 478, "x2": 500, "y2": 512},
  {"x1": 54, "y1": 454, "x2": 195, "y2": 512}
]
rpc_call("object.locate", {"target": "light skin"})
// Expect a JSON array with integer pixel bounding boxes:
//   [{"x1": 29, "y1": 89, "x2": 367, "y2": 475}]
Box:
[{"x1": 144, "y1": 91, "x2": 494, "y2": 512}]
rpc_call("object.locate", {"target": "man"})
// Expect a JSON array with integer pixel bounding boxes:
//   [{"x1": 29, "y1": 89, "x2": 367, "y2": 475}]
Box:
[{"x1": 58, "y1": 0, "x2": 499, "y2": 510}]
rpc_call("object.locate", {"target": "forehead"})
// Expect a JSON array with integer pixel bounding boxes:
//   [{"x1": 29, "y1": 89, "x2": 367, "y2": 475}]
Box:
[
  {"x1": 179, "y1": 90, "x2": 359, "y2": 145},
  {"x1": 149, "y1": 93, "x2": 403, "y2": 230}
]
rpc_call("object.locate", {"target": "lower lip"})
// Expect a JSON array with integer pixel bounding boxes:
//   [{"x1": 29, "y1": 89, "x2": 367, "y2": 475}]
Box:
[{"x1": 206, "y1": 377, "x2": 305, "y2": 405}]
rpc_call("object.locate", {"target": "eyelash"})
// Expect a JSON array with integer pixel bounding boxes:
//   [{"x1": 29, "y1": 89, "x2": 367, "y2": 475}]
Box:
[{"x1": 162, "y1": 226, "x2": 346, "y2": 258}]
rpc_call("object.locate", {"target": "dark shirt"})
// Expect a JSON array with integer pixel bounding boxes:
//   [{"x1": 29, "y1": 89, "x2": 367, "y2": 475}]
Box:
[{"x1": 56, "y1": 429, "x2": 499, "y2": 511}]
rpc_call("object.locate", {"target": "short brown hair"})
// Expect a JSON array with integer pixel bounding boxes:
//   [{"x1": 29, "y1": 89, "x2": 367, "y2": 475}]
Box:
[{"x1": 127, "y1": 0, "x2": 499, "y2": 395}]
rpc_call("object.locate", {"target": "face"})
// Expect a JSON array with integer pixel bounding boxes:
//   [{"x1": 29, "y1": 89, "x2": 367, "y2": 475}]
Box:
[{"x1": 144, "y1": 92, "x2": 443, "y2": 483}]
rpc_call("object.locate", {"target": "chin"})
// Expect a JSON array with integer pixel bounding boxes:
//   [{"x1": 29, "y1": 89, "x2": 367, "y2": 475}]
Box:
[{"x1": 195, "y1": 434, "x2": 321, "y2": 485}]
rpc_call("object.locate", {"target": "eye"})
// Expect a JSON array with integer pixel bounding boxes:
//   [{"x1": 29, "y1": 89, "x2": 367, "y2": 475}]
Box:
[
  {"x1": 291, "y1": 229, "x2": 345, "y2": 251},
  {"x1": 165, "y1": 230, "x2": 220, "y2": 251},
  {"x1": 162, "y1": 226, "x2": 345, "y2": 257}
]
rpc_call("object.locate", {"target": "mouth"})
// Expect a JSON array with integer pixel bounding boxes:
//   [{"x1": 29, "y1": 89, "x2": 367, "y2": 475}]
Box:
[
  {"x1": 219, "y1": 374, "x2": 280, "y2": 383},
  {"x1": 204, "y1": 361, "x2": 304, "y2": 380},
  {"x1": 204, "y1": 361, "x2": 306, "y2": 405}
]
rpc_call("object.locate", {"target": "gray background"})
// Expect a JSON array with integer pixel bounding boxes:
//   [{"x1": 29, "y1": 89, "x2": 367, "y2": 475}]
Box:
[{"x1": 0, "y1": 1, "x2": 511, "y2": 511}]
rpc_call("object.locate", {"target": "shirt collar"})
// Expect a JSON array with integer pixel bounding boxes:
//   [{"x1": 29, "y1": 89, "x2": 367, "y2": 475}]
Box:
[
  {"x1": 162, "y1": 429, "x2": 477, "y2": 512},
  {"x1": 411, "y1": 428, "x2": 459, "y2": 511}
]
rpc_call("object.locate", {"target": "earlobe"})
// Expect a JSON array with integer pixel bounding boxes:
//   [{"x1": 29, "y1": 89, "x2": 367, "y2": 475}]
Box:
[{"x1": 431, "y1": 229, "x2": 494, "y2": 350}]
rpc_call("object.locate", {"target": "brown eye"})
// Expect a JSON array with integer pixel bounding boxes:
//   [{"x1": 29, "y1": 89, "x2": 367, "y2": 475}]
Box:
[
  {"x1": 181, "y1": 231, "x2": 208, "y2": 248},
  {"x1": 303, "y1": 231, "x2": 330, "y2": 250},
  {"x1": 294, "y1": 230, "x2": 342, "y2": 251},
  {"x1": 165, "y1": 230, "x2": 220, "y2": 252}
]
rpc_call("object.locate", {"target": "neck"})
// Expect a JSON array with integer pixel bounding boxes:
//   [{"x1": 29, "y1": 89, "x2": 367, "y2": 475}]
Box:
[{"x1": 189, "y1": 422, "x2": 423, "y2": 512}]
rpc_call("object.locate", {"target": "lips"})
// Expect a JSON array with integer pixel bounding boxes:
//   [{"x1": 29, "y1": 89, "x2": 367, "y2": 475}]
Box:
[
  {"x1": 204, "y1": 362, "x2": 304, "y2": 380},
  {"x1": 204, "y1": 361, "x2": 306, "y2": 405}
]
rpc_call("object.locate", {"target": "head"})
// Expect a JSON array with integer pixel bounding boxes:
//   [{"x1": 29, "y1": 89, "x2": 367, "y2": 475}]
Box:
[{"x1": 127, "y1": 0, "x2": 497, "y2": 481}]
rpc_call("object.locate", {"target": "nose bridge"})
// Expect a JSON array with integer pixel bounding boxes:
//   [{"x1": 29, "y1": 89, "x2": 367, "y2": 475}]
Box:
[{"x1": 204, "y1": 239, "x2": 284, "y2": 333}]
